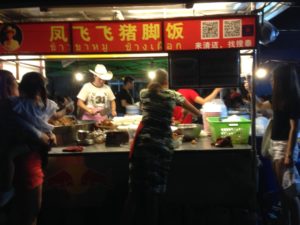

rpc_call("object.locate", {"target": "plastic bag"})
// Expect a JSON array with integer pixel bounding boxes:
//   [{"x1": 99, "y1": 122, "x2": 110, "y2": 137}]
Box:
[
  {"x1": 261, "y1": 118, "x2": 273, "y2": 158},
  {"x1": 256, "y1": 116, "x2": 269, "y2": 137},
  {"x1": 282, "y1": 166, "x2": 300, "y2": 198}
]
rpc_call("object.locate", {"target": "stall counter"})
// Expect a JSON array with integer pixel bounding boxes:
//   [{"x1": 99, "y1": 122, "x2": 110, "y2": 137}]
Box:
[
  {"x1": 40, "y1": 137, "x2": 255, "y2": 225},
  {"x1": 49, "y1": 136, "x2": 251, "y2": 155}
]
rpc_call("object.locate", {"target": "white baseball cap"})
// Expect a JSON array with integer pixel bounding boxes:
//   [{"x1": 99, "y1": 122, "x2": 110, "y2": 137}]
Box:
[{"x1": 89, "y1": 64, "x2": 113, "y2": 80}]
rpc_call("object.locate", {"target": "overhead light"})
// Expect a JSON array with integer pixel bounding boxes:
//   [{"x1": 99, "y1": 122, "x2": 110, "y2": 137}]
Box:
[
  {"x1": 256, "y1": 68, "x2": 267, "y2": 79},
  {"x1": 126, "y1": 9, "x2": 192, "y2": 19},
  {"x1": 128, "y1": 8, "x2": 168, "y2": 14},
  {"x1": 127, "y1": 4, "x2": 185, "y2": 14},
  {"x1": 74, "y1": 72, "x2": 84, "y2": 81},
  {"x1": 233, "y1": 3, "x2": 242, "y2": 11},
  {"x1": 193, "y1": 2, "x2": 229, "y2": 11},
  {"x1": 148, "y1": 71, "x2": 156, "y2": 80}
]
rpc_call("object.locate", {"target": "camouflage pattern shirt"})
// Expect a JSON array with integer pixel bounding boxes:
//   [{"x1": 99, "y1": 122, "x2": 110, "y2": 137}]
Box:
[{"x1": 129, "y1": 88, "x2": 185, "y2": 193}]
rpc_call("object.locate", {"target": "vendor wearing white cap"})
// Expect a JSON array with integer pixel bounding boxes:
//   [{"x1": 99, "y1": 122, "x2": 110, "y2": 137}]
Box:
[{"x1": 77, "y1": 64, "x2": 117, "y2": 123}]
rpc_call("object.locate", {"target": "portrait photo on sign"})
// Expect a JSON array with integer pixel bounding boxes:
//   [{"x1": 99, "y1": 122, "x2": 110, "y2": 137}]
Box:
[{"x1": 0, "y1": 24, "x2": 22, "y2": 51}]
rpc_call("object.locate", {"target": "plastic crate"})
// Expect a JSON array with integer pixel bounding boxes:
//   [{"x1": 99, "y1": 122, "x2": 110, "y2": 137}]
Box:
[{"x1": 207, "y1": 117, "x2": 251, "y2": 144}]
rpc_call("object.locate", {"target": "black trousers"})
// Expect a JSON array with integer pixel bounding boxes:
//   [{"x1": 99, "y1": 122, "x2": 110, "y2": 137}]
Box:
[{"x1": 121, "y1": 191, "x2": 163, "y2": 225}]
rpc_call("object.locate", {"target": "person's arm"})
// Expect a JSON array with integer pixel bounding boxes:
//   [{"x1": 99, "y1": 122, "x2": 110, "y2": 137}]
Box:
[
  {"x1": 194, "y1": 88, "x2": 222, "y2": 105},
  {"x1": 284, "y1": 118, "x2": 299, "y2": 167},
  {"x1": 1, "y1": 99, "x2": 50, "y2": 145},
  {"x1": 107, "y1": 86, "x2": 117, "y2": 117},
  {"x1": 55, "y1": 97, "x2": 74, "y2": 117},
  {"x1": 52, "y1": 107, "x2": 67, "y2": 119},
  {"x1": 110, "y1": 100, "x2": 117, "y2": 117},
  {"x1": 244, "y1": 78, "x2": 272, "y2": 111},
  {"x1": 255, "y1": 96, "x2": 272, "y2": 111},
  {"x1": 45, "y1": 98, "x2": 66, "y2": 120},
  {"x1": 181, "y1": 100, "x2": 201, "y2": 117},
  {"x1": 121, "y1": 99, "x2": 131, "y2": 108},
  {"x1": 77, "y1": 84, "x2": 97, "y2": 115},
  {"x1": 77, "y1": 99, "x2": 96, "y2": 115},
  {"x1": 17, "y1": 116, "x2": 51, "y2": 145},
  {"x1": 4, "y1": 110, "x2": 50, "y2": 145}
]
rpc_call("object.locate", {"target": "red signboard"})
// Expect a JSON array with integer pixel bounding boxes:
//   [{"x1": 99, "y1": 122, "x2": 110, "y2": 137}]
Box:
[
  {"x1": 0, "y1": 16, "x2": 256, "y2": 55},
  {"x1": 0, "y1": 23, "x2": 71, "y2": 54},
  {"x1": 71, "y1": 21, "x2": 162, "y2": 53},
  {"x1": 163, "y1": 16, "x2": 256, "y2": 51}
]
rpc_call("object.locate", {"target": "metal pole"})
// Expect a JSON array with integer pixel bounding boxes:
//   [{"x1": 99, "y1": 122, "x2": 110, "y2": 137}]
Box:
[{"x1": 251, "y1": 49, "x2": 257, "y2": 152}]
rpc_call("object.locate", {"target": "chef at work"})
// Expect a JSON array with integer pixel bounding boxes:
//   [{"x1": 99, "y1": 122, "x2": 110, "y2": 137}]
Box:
[{"x1": 77, "y1": 64, "x2": 117, "y2": 124}]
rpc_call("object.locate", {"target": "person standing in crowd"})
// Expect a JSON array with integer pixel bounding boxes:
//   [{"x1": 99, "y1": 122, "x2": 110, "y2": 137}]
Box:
[
  {"x1": 244, "y1": 76, "x2": 273, "y2": 118},
  {"x1": 116, "y1": 76, "x2": 135, "y2": 116},
  {"x1": 54, "y1": 95, "x2": 74, "y2": 115},
  {"x1": 173, "y1": 88, "x2": 222, "y2": 124},
  {"x1": 0, "y1": 70, "x2": 57, "y2": 225},
  {"x1": 222, "y1": 87, "x2": 246, "y2": 109},
  {"x1": 122, "y1": 69, "x2": 202, "y2": 225},
  {"x1": 269, "y1": 63, "x2": 300, "y2": 225},
  {"x1": 77, "y1": 64, "x2": 117, "y2": 124}
]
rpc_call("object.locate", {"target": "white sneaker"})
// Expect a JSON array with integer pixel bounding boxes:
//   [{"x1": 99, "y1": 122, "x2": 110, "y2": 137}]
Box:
[{"x1": 0, "y1": 188, "x2": 14, "y2": 207}]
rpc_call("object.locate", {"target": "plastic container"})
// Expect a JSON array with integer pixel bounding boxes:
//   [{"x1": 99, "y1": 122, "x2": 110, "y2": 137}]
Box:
[
  {"x1": 207, "y1": 116, "x2": 251, "y2": 144},
  {"x1": 176, "y1": 123, "x2": 202, "y2": 141},
  {"x1": 126, "y1": 105, "x2": 140, "y2": 115},
  {"x1": 202, "y1": 99, "x2": 227, "y2": 134},
  {"x1": 202, "y1": 111, "x2": 221, "y2": 134}
]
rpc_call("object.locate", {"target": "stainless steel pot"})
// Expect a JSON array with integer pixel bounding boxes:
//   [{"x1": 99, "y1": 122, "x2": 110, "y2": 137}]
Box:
[
  {"x1": 53, "y1": 120, "x2": 95, "y2": 146},
  {"x1": 176, "y1": 123, "x2": 202, "y2": 141}
]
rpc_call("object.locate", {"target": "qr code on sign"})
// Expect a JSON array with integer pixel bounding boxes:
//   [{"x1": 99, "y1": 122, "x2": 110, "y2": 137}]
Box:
[
  {"x1": 201, "y1": 20, "x2": 219, "y2": 39},
  {"x1": 223, "y1": 19, "x2": 241, "y2": 38}
]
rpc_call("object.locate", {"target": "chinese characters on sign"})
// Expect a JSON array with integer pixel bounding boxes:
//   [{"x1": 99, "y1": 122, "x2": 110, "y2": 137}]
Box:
[
  {"x1": 164, "y1": 16, "x2": 256, "y2": 51},
  {"x1": 71, "y1": 21, "x2": 162, "y2": 53},
  {"x1": 0, "y1": 16, "x2": 256, "y2": 54}
]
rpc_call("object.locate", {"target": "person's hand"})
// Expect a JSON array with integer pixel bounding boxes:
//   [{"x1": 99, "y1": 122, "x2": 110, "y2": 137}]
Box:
[
  {"x1": 49, "y1": 133, "x2": 57, "y2": 146},
  {"x1": 284, "y1": 154, "x2": 294, "y2": 168},
  {"x1": 64, "y1": 98, "x2": 74, "y2": 114},
  {"x1": 111, "y1": 110, "x2": 117, "y2": 117},
  {"x1": 215, "y1": 88, "x2": 222, "y2": 92},
  {"x1": 87, "y1": 108, "x2": 97, "y2": 115},
  {"x1": 182, "y1": 108, "x2": 189, "y2": 121},
  {"x1": 40, "y1": 132, "x2": 50, "y2": 145}
]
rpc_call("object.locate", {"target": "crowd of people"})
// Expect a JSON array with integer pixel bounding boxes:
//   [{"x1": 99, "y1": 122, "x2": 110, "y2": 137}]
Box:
[
  {"x1": 0, "y1": 70, "x2": 73, "y2": 225},
  {"x1": 0, "y1": 61, "x2": 300, "y2": 225}
]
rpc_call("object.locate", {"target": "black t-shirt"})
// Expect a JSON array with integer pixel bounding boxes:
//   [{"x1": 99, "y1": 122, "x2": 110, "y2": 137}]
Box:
[
  {"x1": 116, "y1": 88, "x2": 134, "y2": 114},
  {"x1": 271, "y1": 110, "x2": 298, "y2": 140}
]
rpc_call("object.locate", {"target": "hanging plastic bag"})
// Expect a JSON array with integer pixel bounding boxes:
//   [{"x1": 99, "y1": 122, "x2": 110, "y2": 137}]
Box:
[
  {"x1": 261, "y1": 118, "x2": 273, "y2": 158},
  {"x1": 282, "y1": 166, "x2": 300, "y2": 198}
]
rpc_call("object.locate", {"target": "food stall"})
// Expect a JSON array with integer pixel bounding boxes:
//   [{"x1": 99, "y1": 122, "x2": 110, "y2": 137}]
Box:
[{"x1": 0, "y1": 5, "x2": 271, "y2": 224}]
